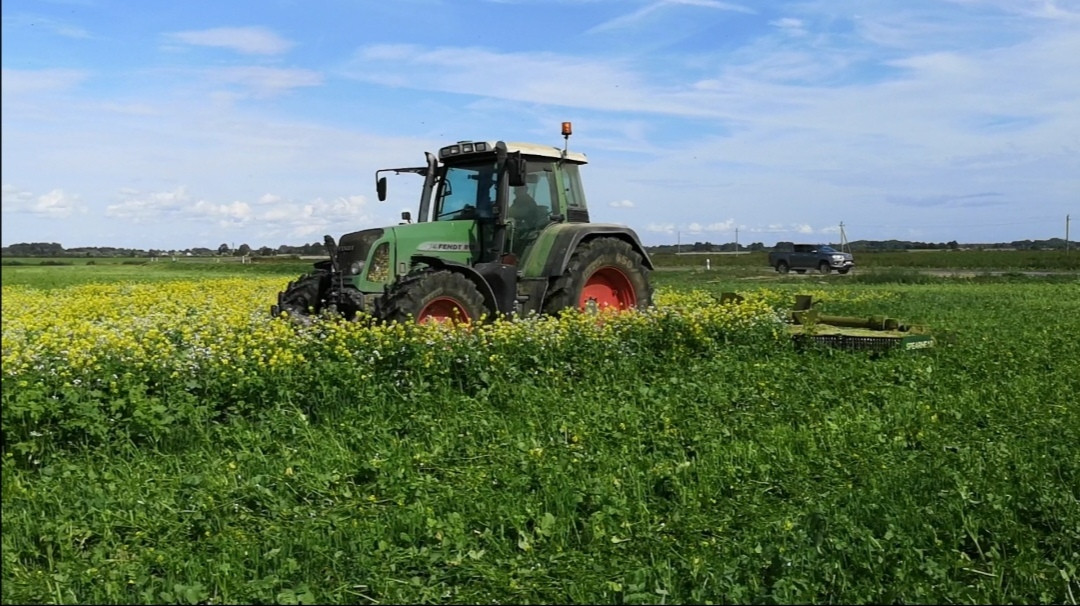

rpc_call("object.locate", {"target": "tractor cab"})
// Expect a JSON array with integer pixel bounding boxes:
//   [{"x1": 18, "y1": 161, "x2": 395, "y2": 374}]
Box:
[
  {"x1": 427, "y1": 141, "x2": 590, "y2": 260},
  {"x1": 375, "y1": 135, "x2": 590, "y2": 268}
]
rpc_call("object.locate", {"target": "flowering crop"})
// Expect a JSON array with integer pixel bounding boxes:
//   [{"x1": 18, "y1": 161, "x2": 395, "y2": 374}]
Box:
[{"x1": 2, "y1": 278, "x2": 783, "y2": 450}]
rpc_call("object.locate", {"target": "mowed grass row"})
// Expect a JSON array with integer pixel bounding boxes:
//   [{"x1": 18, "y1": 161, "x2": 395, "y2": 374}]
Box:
[{"x1": 2, "y1": 271, "x2": 1079, "y2": 604}]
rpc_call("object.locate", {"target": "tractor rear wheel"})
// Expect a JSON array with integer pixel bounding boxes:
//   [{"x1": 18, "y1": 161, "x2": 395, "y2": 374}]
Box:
[
  {"x1": 544, "y1": 238, "x2": 652, "y2": 314},
  {"x1": 273, "y1": 271, "x2": 330, "y2": 318},
  {"x1": 380, "y1": 270, "x2": 486, "y2": 324}
]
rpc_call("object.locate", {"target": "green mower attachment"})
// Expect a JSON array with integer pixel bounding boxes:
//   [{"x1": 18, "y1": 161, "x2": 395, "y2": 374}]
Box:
[
  {"x1": 719, "y1": 292, "x2": 934, "y2": 352},
  {"x1": 786, "y1": 294, "x2": 933, "y2": 352}
]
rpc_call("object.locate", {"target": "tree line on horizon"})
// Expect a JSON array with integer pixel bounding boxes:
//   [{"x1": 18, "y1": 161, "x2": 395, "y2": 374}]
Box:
[
  {"x1": 1, "y1": 237, "x2": 1072, "y2": 258},
  {"x1": 0, "y1": 242, "x2": 329, "y2": 258},
  {"x1": 644, "y1": 237, "x2": 1071, "y2": 254}
]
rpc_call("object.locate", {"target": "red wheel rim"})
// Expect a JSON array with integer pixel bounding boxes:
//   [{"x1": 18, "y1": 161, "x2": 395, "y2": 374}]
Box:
[
  {"x1": 580, "y1": 267, "x2": 636, "y2": 310},
  {"x1": 417, "y1": 297, "x2": 471, "y2": 323}
]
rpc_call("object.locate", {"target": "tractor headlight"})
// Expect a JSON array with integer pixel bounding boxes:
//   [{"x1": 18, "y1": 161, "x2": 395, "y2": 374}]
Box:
[{"x1": 350, "y1": 260, "x2": 365, "y2": 275}]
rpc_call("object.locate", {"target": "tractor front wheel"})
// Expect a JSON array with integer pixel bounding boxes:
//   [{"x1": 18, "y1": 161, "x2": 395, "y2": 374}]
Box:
[
  {"x1": 273, "y1": 271, "x2": 330, "y2": 318},
  {"x1": 544, "y1": 238, "x2": 652, "y2": 314},
  {"x1": 380, "y1": 270, "x2": 487, "y2": 324}
]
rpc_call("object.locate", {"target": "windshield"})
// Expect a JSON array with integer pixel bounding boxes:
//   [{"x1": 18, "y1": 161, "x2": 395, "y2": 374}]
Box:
[
  {"x1": 434, "y1": 161, "x2": 497, "y2": 221},
  {"x1": 819, "y1": 245, "x2": 837, "y2": 253}
]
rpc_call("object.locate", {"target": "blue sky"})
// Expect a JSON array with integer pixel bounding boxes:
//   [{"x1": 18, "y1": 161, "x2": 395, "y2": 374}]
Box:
[{"x1": 2, "y1": 0, "x2": 1078, "y2": 250}]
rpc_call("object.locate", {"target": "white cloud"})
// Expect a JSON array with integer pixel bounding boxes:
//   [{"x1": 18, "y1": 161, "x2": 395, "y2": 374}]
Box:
[
  {"x1": 166, "y1": 27, "x2": 295, "y2": 55},
  {"x1": 208, "y1": 67, "x2": 323, "y2": 96},
  {"x1": 1, "y1": 184, "x2": 35, "y2": 209},
  {"x1": 53, "y1": 24, "x2": 90, "y2": 39},
  {"x1": 706, "y1": 220, "x2": 737, "y2": 232},
  {"x1": 1, "y1": 68, "x2": 89, "y2": 96},
  {"x1": 609, "y1": 199, "x2": 635, "y2": 208},
  {"x1": 753, "y1": 223, "x2": 819, "y2": 235},
  {"x1": 2, "y1": 188, "x2": 86, "y2": 218},
  {"x1": 770, "y1": 17, "x2": 807, "y2": 36},
  {"x1": 106, "y1": 187, "x2": 191, "y2": 222},
  {"x1": 262, "y1": 208, "x2": 292, "y2": 221},
  {"x1": 3, "y1": 13, "x2": 91, "y2": 39},
  {"x1": 1031, "y1": 0, "x2": 1080, "y2": 21},
  {"x1": 191, "y1": 200, "x2": 253, "y2": 224},
  {"x1": 100, "y1": 102, "x2": 159, "y2": 116},
  {"x1": 344, "y1": 45, "x2": 729, "y2": 119},
  {"x1": 588, "y1": 0, "x2": 754, "y2": 34},
  {"x1": 103, "y1": 187, "x2": 376, "y2": 241},
  {"x1": 638, "y1": 220, "x2": 743, "y2": 237},
  {"x1": 301, "y1": 195, "x2": 369, "y2": 221}
]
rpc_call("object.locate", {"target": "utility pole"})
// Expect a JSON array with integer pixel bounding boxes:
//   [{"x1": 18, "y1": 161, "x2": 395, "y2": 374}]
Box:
[
  {"x1": 1067, "y1": 214, "x2": 1071, "y2": 254},
  {"x1": 677, "y1": 231, "x2": 681, "y2": 255},
  {"x1": 735, "y1": 227, "x2": 740, "y2": 253},
  {"x1": 839, "y1": 222, "x2": 850, "y2": 253}
]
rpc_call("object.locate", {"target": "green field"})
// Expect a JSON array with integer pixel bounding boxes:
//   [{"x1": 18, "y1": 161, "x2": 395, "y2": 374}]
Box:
[
  {"x1": 5, "y1": 248, "x2": 1080, "y2": 273},
  {"x1": 2, "y1": 262, "x2": 1078, "y2": 604},
  {"x1": 0, "y1": 258, "x2": 313, "y2": 289},
  {"x1": 651, "y1": 249, "x2": 1080, "y2": 271},
  {"x1": 3, "y1": 249, "x2": 1078, "y2": 290}
]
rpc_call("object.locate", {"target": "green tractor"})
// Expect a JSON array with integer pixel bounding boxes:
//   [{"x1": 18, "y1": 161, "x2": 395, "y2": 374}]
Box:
[{"x1": 272, "y1": 123, "x2": 653, "y2": 323}]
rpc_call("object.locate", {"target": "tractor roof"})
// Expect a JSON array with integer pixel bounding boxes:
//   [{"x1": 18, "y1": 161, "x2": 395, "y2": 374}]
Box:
[
  {"x1": 505, "y1": 142, "x2": 587, "y2": 164},
  {"x1": 439, "y1": 140, "x2": 587, "y2": 164}
]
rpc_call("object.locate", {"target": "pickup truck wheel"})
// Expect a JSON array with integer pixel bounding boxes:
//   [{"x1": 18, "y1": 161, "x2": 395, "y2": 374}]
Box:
[
  {"x1": 818, "y1": 262, "x2": 831, "y2": 275},
  {"x1": 838, "y1": 268, "x2": 850, "y2": 275},
  {"x1": 795, "y1": 269, "x2": 806, "y2": 274},
  {"x1": 776, "y1": 261, "x2": 790, "y2": 274}
]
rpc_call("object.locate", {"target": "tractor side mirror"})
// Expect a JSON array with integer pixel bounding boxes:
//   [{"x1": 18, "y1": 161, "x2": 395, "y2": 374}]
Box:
[
  {"x1": 507, "y1": 153, "x2": 527, "y2": 188},
  {"x1": 401, "y1": 211, "x2": 412, "y2": 224},
  {"x1": 377, "y1": 177, "x2": 387, "y2": 201}
]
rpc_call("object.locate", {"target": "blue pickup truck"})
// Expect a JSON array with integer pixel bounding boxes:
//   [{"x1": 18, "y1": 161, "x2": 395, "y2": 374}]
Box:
[{"x1": 768, "y1": 244, "x2": 855, "y2": 274}]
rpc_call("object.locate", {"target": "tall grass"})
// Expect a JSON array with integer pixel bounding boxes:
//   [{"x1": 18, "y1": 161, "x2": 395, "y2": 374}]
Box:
[{"x1": 2, "y1": 274, "x2": 1078, "y2": 604}]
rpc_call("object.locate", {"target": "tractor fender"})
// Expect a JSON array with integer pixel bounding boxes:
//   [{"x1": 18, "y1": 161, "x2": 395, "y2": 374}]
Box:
[
  {"x1": 409, "y1": 255, "x2": 503, "y2": 316},
  {"x1": 522, "y1": 223, "x2": 655, "y2": 279}
]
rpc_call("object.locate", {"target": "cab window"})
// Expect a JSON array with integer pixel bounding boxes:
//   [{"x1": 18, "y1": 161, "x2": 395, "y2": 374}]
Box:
[
  {"x1": 562, "y1": 163, "x2": 586, "y2": 210},
  {"x1": 435, "y1": 162, "x2": 496, "y2": 221},
  {"x1": 525, "y1": 162, "x2": 555, "y2": 214}
]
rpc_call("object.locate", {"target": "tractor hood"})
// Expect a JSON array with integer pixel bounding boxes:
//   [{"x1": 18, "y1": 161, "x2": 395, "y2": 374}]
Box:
[
  {"x1": 335, "y1": 228, "x2": 385, "y2": 276},
  {"x1": 335, "y1": 220, "x2": 483, "y2": 290},
  {"x1": 389, "y1": 220, "x2": 480, "y2": 267}
]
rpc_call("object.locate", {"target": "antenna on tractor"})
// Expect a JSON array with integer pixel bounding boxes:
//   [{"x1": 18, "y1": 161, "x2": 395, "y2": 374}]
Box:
[{"x1": 561, "y1": 121, "x2": 572, "y2": 158}]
